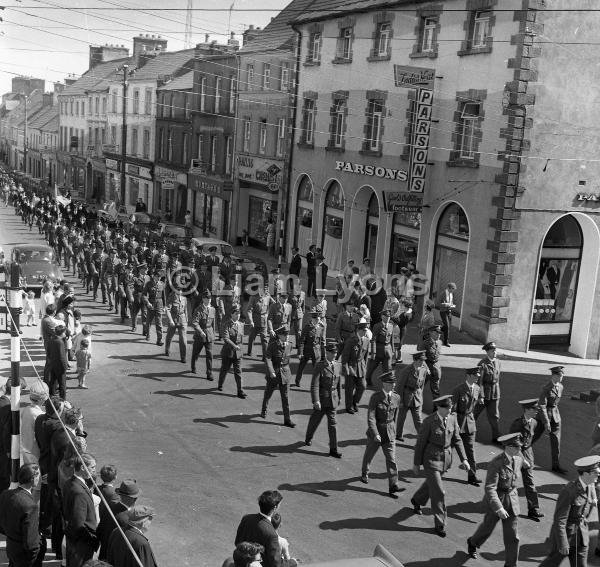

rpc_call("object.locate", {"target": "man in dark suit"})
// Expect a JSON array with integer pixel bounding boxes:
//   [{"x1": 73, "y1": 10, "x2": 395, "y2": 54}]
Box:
[
  {"x1": 0, "y1": 377, "x2": 13, "y2": 492},
  {"x1": 0, "y1": 463, "x2": 46, "y2": 567},
  {"x1": 306, "y1": 245, "x2": 316, "y2": 298},
  {"x1": 46, "y1": 324, "x2": 69, "y2": 399},
  {"x1": 317, "y1": 255, "x2": 328, "y2": 289},
  {"x1": 96, "y1": 465, "x2": 120, "y2": 560},
  {"x1": 107, "y1": 504, "x2": 158, "y2": 567},
  {"x1": 235, "y1": 490, "x2": 283, "y2": 567},
  {"x1": 289, "y1": 247, "x2": 302, "y2": 280},
  {"x1": 62, "y1": 453, "x2": 98, "y2": 567}
]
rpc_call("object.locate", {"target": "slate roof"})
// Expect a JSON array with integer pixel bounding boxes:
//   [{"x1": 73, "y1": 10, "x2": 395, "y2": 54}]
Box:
[
  {"x1": 28, "y1": 105, "x2": 58, "y2": 131},
  {"x1": 157, "y1": 71, "x2": 194, "y2": 92},
  {"x1": 293, "y1": 0, "x2": 419, "y2": 24},
  {"x1": 130, "y1": 48, "x2": 196, "y2": 82},
  {"x1": 60, "y1": 57, "x2": 132, "y2": 97}
]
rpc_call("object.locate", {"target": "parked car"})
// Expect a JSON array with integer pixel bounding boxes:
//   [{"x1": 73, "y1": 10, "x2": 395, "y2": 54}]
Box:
[
  {"x1": 9, "y1": 244, "x2": 63, "y2": 292},
  {"x1": 97, "y1": 200, "x2": 133, "y2": 225},
  {"x1": 149, "y1": 222, "x2": 202, "y2": 251},
  {"x1": 303, "y1": 545, "x2": 404, "y2": 566}
]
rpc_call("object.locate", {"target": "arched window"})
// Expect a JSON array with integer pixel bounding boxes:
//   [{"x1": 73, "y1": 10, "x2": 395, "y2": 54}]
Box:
[
  {"x1": 294, "y1": 176, "x2": 313, "y2": 252},
  {"x1": 322, "y1": 181, "x2": 345, "y2": 271}
]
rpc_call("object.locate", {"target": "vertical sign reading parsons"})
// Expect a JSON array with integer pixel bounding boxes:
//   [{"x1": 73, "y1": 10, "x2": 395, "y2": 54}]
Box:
[{"x1": 394, "y1": 65, "x2": 435, "y2": 193}]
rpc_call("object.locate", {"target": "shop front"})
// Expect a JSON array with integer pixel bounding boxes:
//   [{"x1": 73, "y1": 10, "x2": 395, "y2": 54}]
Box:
[
  {"x1": 71, "y1": 155, "x2": 86, "y2": 197},
  {"x1": 189, "y1": 174, "x2": 231, "y2": 241},
  {"x1": 105, "y1": 158, "x2": 119, "y2": 203},
  {"x1": 385, "y1": 192, "x2": 422, "y2": 274},
  {"x1": 86, "y1": 157, "x2": 106, "y2": 203},
  {"x1": 155, "y1": 165, "x2": 187, "y2": 220},
  {"x1": 322, "y1": 181, "x2": 345, "y2": 272},
  {"x1": 237, "y1": 155, "x2": 284, "y2": 250},
  {"x1": 293, "y1": 175, "x2": 314, "y2": 254}
]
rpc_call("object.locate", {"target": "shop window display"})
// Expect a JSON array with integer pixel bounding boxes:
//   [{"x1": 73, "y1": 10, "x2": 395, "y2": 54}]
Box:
[
  {"x1": 249, "y1": 196, "x2": 277, "y2": 249},
  {"x1": 295, "y1": 176, "x2": 314, "y2": 252},
  {"x1": 322, "y1": 181, "x2": 345, "y2": 271}
]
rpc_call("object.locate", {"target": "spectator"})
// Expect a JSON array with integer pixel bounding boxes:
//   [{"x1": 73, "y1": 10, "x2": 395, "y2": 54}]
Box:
[
  {"x1": 288, "y1": 247, "x2": 301, "y2": 279},
  {"x1": 20, "y1": 381, "x2": 50, "y2": 466},
  {"x1": 235, "y1": 490, "x2": 284, "y2": 567},
  {"x1": 359, "y1": 258, "x2": 373, "y2": 279},
  {"x1": 96, "y1": 465, "x2": 121, "y2": 560},
  {"x1": 23, "y1": 290, "x2": 36, "y2": 326},
  {"x1": 222, "y1": 542, "x2": 265, "y2": 567},
  {"x1": 40, "y1": 304, "x2": 58, "y2": 352},
  {"x1": 306, "y1": 245, "x2": 316, "y2": 298},
  {"x1": 271, "y1": 513, "x2": 292, "y2": 564},
  {"x1": 46, "y1": 324, "x2": 69, "y2": 399},
  {"x1": 76, "y1": 338, "x2": 92, "y2": 389},
  {"x1": 73, "y1": 325, "x2": 93, "y2": 357},
  {"x1": 106, "y1": 505, "x2": 158, "y2": 567}
]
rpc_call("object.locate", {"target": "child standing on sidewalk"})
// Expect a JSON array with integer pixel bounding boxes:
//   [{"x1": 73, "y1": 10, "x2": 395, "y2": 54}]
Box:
[
  {"x1": 76, "y1": 338, "x2": 91, "y2": 389},
  {"x1": 23, "y1": 291, "x2": 36, "y2": 326}
]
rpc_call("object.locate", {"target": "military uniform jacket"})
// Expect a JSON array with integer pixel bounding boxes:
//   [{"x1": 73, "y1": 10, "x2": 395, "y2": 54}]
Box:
[
  {"x1": 267, "y1": 301, "x2": 292, "y2": 334},
  {"x1": 366, "y1": 391, "x2": 400, "y2": 444},
  {"x1": 335, "y1": 310, "x2": 358, "y2": 340},
  {"x1": 509, "y1": 416, "x2": 537, "y2": 463},
  {"x1": 538, "y1": 380, "x2": 563, "y2": 427},
  {"x1": 548, "y1": 480, "x2": 597, "y2": 551},
  {"x1": 132, "y1": 275, "x2": 147, "y2": 300},
  {"x1": 299, "y1": 320, "x2": 325, "y2": 358},
  {"x1": 100, "y1": 257, "x2": 117, "y2": 279},
  {"x1": 414, "y1": 412, "x2": 467, "y2": 472},
  {"x1": 91, "y1": 251, "x2": 104, "y2": 274},
  {"x1": 247, "y1": 295, "x2": 273, "y2": 328},
  {"x1": 265, "y1": 339, "x2": 293, "y2": 385},
  {"x1": 166, "y1": 293, "x2": 188, "y2": 326},
  {"x1": 289, "y1": 292, "x2": 305, "y2": 321},
  {"x1": 311, "y1": 360, "x2": 341, "y2": 408},
  {"x1": 422, "y1": 333, "x2": 440, "y2": 363},
  {"x1": 452, "y1": 382, "x2": 482, "y2": 434},
  {"x1": 394, "y1": 363, "x2": 429, "y2": 408},
  {"x1": 142, "y1": 280, "x2": 165, "y2": 309},
  {"x1": 221, "y1": 320, "x2": 244, "y2": 359},
  {"x1": 340, "y1": 334, "x2": 369, "y2": 378},
  {"x1": 191, "y1": 303, "x2": 215, "y2": 342},
  {"x1": 370, "y1": 321, "x2": 394, "y2": 357},
  {"x1": 477, "y1": 356, "x2": 501, "y2": 399},
  {"x1": 483, "y1": 452, "x2": 527, "y2": 516},
  {"x1": 118, "y1": 271, "x2": 135, "y2": 301}
]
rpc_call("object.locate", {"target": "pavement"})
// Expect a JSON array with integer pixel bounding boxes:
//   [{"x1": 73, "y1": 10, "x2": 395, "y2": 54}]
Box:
[{"x1": 2, "y1": 205, "x2": 600, "y2": 567}]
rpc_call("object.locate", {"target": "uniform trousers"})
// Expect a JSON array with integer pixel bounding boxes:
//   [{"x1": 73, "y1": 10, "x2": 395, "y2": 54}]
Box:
[
  {"x1": 290, "y1": 317, "x2": 303, "y2": 348},
  {"x1": 440, "y1": 310, "x2": 452, "y2": 344},
  {"x1": 540, "y1": 527, "x2": 588, "y2": 567},
  {"x1": 413, "y1": 469, "x2": 447, "y2": 529},
  {"x1": 218, "y1": 355, "x2": 243, "y2": 392},
  {"x1": 460, "y1": 431, "x2": 478, "y2": 476},
  {"x1": 532, "y1": 415, "x2": 561, "y2": 468},
  {"x1": 166, "y1": 324, "x2": 187, "y2": 361},
  {"x1": 361, "y1": 437, "x2": 398, "y2": 489},
  {"x1": 473, "y1": 398, "x2": 501, "y2": 440},
  {"x1": 130, "y1": 299, "x2": 146, "y2": 331},
  {"x1": 247, "y1": 325, "x2": 268, "y2": 358},
  {"x1": 521, "y1": 449, "x2": 540, "y2": 511},
  {"x1": 396, "y1": 404, "x2": 423, "y2": 438},
  {"x1": 470, "y1": 510, "x2": 519, "y2": 567},
  {"x1": 101, "y1": 278, "x2": 115, "y2": 308},
  {"x1": 295, "y1": 351, "x2": 319, "y2": 386},
  {"x1": 91, "y1": 273, "x2": 101, "y2": 300},
  {"x1": 425, "y1": 361, "x2": 442, "y2": 398},
  {"x1": 191, "y1": 337, "x2": 213, "y2": 378},
  {"x1": 261, "y1": 379, "x2": 291, "y2": 422},
  {"x1": 144, "y1": 308, "x2": 163, "y2": 342},
  {"x1": 305, "y1": 407, "x2": 338, "y2": 449},
  {"x1": 344, "y1": 372, "x2": 366, "y2": 410}
]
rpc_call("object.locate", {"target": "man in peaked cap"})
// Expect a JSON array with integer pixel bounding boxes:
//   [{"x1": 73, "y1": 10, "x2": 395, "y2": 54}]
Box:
[
  {"x1": 394, "y1": 350, "x2": 429, "y2": 443},
  {"x1": 510, "y1": 398, "x2": 544, "y2": 521},
  {"x1": 411, "y1": 394, "x2": 470, "y2": 537},
  {"x1": 305, "y1": 339, "x2": 342, "y2": 458},
  {"x1": 539, "y1": 455, "x2": 600, "y2": 567},
  {"x1": 360, "y1": 371, "x2": 403, "y2": 498},
  {"x1": 422, "y1": 324, "x2": 442, "y2": 399},
  {"x1": 190, "y1": 289, "x2": 216, "y2": 381},
  {"x1": 218, "y1": 305, "x2": 246, "y2": 398},
  {"x1": 532, "y1": 366, "x2": 567, "y2": 474},
  {"x1": 452, "y1": 367, "x2": 483, "y2": 486},
  {"x1": 474, "y1": 341, "x2": 502, "y2": 443},
  {"x1": 467, "y1": 433, "x2": 531, "y2": 566},
  {"x1": 295, "y1": 307, "x2": 325, "y2": 388},
  {"x1": 339, "y1": 317, "x2": 370, "y2": 413},
  {"x1": 365, "y1": 308, "x2": 394, "y2": 387}
]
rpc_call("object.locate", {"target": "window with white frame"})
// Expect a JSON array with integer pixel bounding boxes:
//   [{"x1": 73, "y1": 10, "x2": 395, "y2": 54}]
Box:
[
  {"x1": 75, "y1": 101, "x2": 79, "y2": 116},
  {"x1": 262, "y1": 64, "x2": 271, "y2": 89},
  {"x1": 112, "y1": 92, "x2": 117, "y2": 113},
  {"x1": 302, "y1": 99, "x2": 316, "y2": 145},
  {"x1": 196, "y1": 133, "x2": 203, "y2": 161},
  {"x1": 376, "y1": 22, "x2": 391, "y2": 56},
  {"x1": 182, "y1": 133, "x2": 189, "y2": 165},
  {"x1": 422, "y1": 17, "x2": 437, "y2": 52},
  {"x1": 224, "y1": 136, "x2": 232, "y2": 174},
  {"x1": 95, "y1": 97, "x2": 99, "y2": 115},
  {"x1": 215, "y1": 77, "x2": 221, "y2": 112},
  {"x1": 133, "y1": 90, "x2": 139, "y2": 114},
  {"x1": 229, "y1": 77, "x2": 236, "y2": 114},
  {"x1": 247, "y1": 64, "x2": 254, "y2": 87},
  {"x1": 243, "y1": 120, "x2": 251, "y2": 152},
  {"x1": 332, "y1": 99, "x2": 346, "y2": 148},
  {"x1": 472, "y1": 11, "x2": 491, "y2": 47},
  {"x1": 210, "y1": 136, "x2": 217, "y2": 172},
  {"x1": 184, "y1": 94, "x2": 190, "y2": 118},
  {"x1": 259, "y1": 120, "x2": 267, "y2": 154},
  {"x1": 200, "y1": 77, "x2": 207, "y2": 111},
  {"x1": 281, "y1": 63, "x2": 290, "y2": 90},
  {"x1": 276, "y1": 118, "x2": 286, "y2": 157},
  {"x1": 366, "y1": 99, "x2": 384, "y2": 151},
  {"x1": 337, "y1": 27, "x2": 353, "y2": 60},
  {"x1": 309, "y1": 32, "x2": 322, "y2": 63},
  {"x1": 168, "y1": 94, "x2": 174, "y2": 118},
  {"x1": 131, "y1": 128, "x2": 138, "y2": 156},
  {"x1": 110, "y1": 125, "x2": 117, "y2": 145},
  {"x1": 143, "y1": 129, "x2": 150, "y2": 159},
  {"x1": 145, "y1": 88, "x2": 152, "y2": 114},
  {"x1": 459, "y1": 102, "x2": 480, "y2": 158}
]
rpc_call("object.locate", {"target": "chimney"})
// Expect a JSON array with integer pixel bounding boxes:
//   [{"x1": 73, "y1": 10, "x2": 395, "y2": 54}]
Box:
[
  {"x1": 133, "y1": 34, "x2": 168, "y2": 66},
  {"x1": 227, "y1": 32, "x2": 240, "y2": 51},
  {"x1": 205, "y1": 34, "x2": 209, "y2": 43},
  {"x1": 64, "y1": 77, "x2": 77, "y2": 86},
  {"x1": 89, "y1": 44, "x2": 130, "y2": 69},
  {"x1": 53, "y1": 82, "x2": 65, "y2": 94},
  {"x1": 42, "y1": 92, "x2": 54, "y2": 107},
  {"x1": 243, "y1": 25, "x2": 260, "y2": 46}
]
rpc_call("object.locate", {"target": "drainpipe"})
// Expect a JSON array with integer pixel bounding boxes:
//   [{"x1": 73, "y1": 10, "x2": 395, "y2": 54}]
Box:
[{"x1": 229, "y1": 50, "x2": 241, "y2": 244}]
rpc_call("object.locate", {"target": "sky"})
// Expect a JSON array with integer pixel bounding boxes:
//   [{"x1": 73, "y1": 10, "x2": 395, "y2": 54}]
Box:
[{"x1": 0, "y1": 0, "x2": 290, "y2": 95}]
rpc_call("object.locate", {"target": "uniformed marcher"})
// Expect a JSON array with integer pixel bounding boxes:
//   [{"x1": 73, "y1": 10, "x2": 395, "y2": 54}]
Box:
[
  {"x1": 90, "y1": 243, "x2": 104, "y2": 301},
  {"x1": 142, "y1": 270, "x2": 166, "y2": 346},
  {"x1": 422, "y1": 324, "x2": 442, "y2": 399},
  {"x1": 117, "y1": 261, "x2": 135, "y2": 323},
  {"x1": 411, "y1": 394, "x2": 470, "y2": 537},
  {"x1": 474, "y1": 341, "x2": 502, "y2": 443},
  {"x1": 130, "y1": 263, "x2": 149, "y2": 332},
  {"x1": 190, "y1": 290, "x2": 216, "y2": 381},
  {"x1": 100, "y1": 248, "x2": 119, "y2": 311},
  {"x1": 218, "y1": 305, "x2": 246, "y2": 398},
  {"x1": 467, "y1": 432, "x2": 530, "y2": 566},
  {"x1": 340, "y1": 318, "x2": 370, "y2": 413},
  {"x1": 334, "y1": 302, "x2": 358, "y2": 357},
  {"x1": 266, "y1": 289, "x2": 292, "y2": 337},
  {"x1": 509, "y1": 398, "x2": 544, "y2": 521},
  {"x1": 360, "y1": 371, "x2": 403, "y2": 497},
  {"x1": 261, "y1": 325, "x2": 295, "y2": 427},
  {"x1": 452, "y1": 367, "x2": 482, "y2": 486},
  {"x1": 295, "y1": 307, "x2": 325, "y2": 388},
  {"x1": 365, "y1": 309, "x2": 394, "y2": 387},
  {"x1": 165, "y1": 286, "x2": 188, "y2": 363},
  {"x1": 533, "y1": 365, "x2": 567, "y2": 474},
  {"x1": 305, "y1": 340, "x2": 342, "y2": 458},
  {"x1": 539, "y1": 455, "x2": 600, "y2": 567},
  {"x1": 394, "y1": 350, "x2": 429, "y2": 442},
  {"x1": 289, "y1": 283, "x2": 305, "y2": 350},
  {"x1": 246, "y1": 284, "x2": 273, "y2": 359}
]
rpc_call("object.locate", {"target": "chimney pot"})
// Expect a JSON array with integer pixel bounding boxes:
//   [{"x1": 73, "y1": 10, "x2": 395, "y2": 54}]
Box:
[
  {"x1": 249, "y1": 25, "x2": 254, "y2": 30},
  {"x1": 205, "y1": 34, "x2": 209, "y2": 42},
  {"x1": 231, "y1": 31, "x2": 235, "y2": 39}
]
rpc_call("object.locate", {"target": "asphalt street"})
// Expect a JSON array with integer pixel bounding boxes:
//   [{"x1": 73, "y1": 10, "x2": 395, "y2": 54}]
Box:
[{"x1": 2, "y1": 204, "x2": 600, "y2": 567}]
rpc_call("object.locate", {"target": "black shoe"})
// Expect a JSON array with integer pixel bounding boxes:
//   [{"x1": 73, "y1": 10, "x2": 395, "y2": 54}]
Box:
[
  {"x1": 467, "y1": 538, "x2": 478, "y2": 559},
  {"x1": 237, "y1": 390, "x2": 247, "y2": 399},
  {"x1": 468, "y1": 475, "x2": 481, "y2": 486},
  {"x1": 131, "y1": 327, "x2": 137, "y2": 332},
  {"x1": 410, "y1": 498, "x2": 422, "y2": 515},
  {"x1": 305, "y1": 439, "x2": 312, "y2": 446},
  {"x1": 443, "y1": 342, "x2": 451, "y2": 347},
  {"x1": 293, "y1": 381, "x2": 300, "y2": 388},
  {"x1": 329, "y1": 449, "x2": 342, "y2": 459},
  {"x1": 435, "y1": 526, "x2": 447, "y2": 538},
  {"x1": 206, "y1": 376, "x2": 214, "y2": 382},
  {"x1": 552, "y1": 465, "x2": 568, "y2": 475},
  {"x1": 145, "y1": 335, "x2": 150, "y2": 341},
  {"x1": 260, "y1": 410, "x2": 267, "y2": 419},
  {"x1": 352, "y1": 403, "x2": 359, "y2": 413},
  {"x1": 283, "y1": 420, "x2": 296, "y2": 428},
  {"x1": 181, "y1": 358, "x2": 186, "y2": 364},
  {"x1": 528, "y1": 509, "x2": 544, "y2": 521},
  {"x1": 165, "y1": 351, "x2": 170, "y2": 357},
  {"x1": 396, "y1": 436, "x2": 405, "y2": 443},
  {"x1": 389, "y1": 484, "x2": 404, "y2": 497},
  {"x1": 217, "y1": 385, "x2": 223, "y2": 391},
  {"x1": 360, "y1": 475, "x2": 368, "y2": 484},
  {"x1": 191, "y1": 367, "x2": 196, "y2": 374},
  {"x1": 157, "y1": 341, "x2": 164, "y2": 347},
  {"x1": 346, "y1": 407, "x2": 356, "y2": 414}
]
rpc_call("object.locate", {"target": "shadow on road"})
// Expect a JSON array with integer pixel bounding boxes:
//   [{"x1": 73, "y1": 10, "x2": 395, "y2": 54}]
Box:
[{"x1": 319, "y1": 506, "x2": 434, "y2": 534}]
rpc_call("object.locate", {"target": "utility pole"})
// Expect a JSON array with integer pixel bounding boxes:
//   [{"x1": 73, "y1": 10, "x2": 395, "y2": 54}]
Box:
[
  {"x1": 22, "y1": 94, "x2": 28, "y2": 174},
  {"x1": 120, "y1": 65, "x2": 129, "y2": 204},
  {"x1": 7, "y1": 262, "x2": 21, "y2": 488}
]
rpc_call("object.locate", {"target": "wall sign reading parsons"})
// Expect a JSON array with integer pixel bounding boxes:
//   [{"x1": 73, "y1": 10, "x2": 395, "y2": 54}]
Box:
[{"x1": 334, "y1": 160, "x2": 408, "y2": 182}]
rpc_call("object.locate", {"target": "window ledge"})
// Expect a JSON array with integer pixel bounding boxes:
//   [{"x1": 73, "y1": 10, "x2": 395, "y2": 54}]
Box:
[
  {"x1": 325, "y1": 146, "x2": 345, "y2": 153},
  {"x1": 409, "y1": 51, "x2": 438, "y2": 59},
  {"x1": 367, "y1": 54, "x2": 391, "y2": 62},
  {"x1": 297, "y1": 141, "x2": 315, "y2": 149},
  {"x1": 359, "y1": 149, "x2": 383, "y2": 157},
  {"x1": 447, "y1": 158, "x2": 479, "y2": 168},
  {"x1": 332, "y1": 58, "x2": 353, "y2": 65},
  {"x1": 303, "y1": 60, "x2": 321, "y2": 67},
  {"x1": 458, "y1": 45, "x2": 493, "y2": 56}
]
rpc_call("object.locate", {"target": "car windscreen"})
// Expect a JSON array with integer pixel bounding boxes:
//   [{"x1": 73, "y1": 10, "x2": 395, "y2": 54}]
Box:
[
  {"x1": 17, "y1": 249, "x2": 54, "y2": 263},
  {"x1": 199, "y1": 243, "x2": 234, "y2": 256}
]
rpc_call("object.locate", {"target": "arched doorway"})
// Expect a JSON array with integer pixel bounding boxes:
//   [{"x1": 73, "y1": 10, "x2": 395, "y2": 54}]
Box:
[
  {"x1": 321, "y1": 181, "x2": 345, "y2": 272},
  {"x1": 364, "y1": 193, "x2": 379, "y2": 263},
  {"x1": 294, "y1": 175, "x2": 313, "y2": 253},
  {"x1": 348, "y1": 186, "x2": 378, "y2": 266},
  {"x1": 530, "y1": 214, "x2": 582, "y2": 348},
  {"x1": 431, "y1": 203, "x2": 470, "y2": 316}
]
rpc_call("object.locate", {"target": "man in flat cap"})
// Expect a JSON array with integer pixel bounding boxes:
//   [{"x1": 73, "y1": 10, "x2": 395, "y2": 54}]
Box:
[
  {"x1": 262, "y1": 326, "x2": 295, "y2": 427},
  {"x1": 533, "y1": 366, "x2": 566, "y2": 474},
  {"x1": 510, "y1": 399, "x2": 544, "y2": 521},
  {"x1": 295, "y1": 307, "x2": 325, "y2": 388},
  {"x1": 107, "y1": 505, "x2": 158, "y2": 567},
  {"x1": 474, "y1": 341, "x2": 502, "y2": 443},
  {"x1": 340, "y1": 317, "x2": 370, "y2": 412},
  {"x1": 360, "y1": 371, "x2": 403, "y2": 498},
  {"x1": 191, "y1": 290, "x2": 216, "y2": 380},
  {"x1": 365, "y1": 309, "x2": 394, "y2": 387},
  {"x1": 305, "y1": 339, "x2": 342, "y2": 458},
  {"x1": 335, "y1": 301, "x2": 359, "y2": 358},
  {"x1": 100, "y1": 248, "x2": 118, "y2": 311},
  {"x1": 539, "y1": 455, "x2": 600, "y2": 567},
  {"x1": 218, "y1": 305, "x2": 246, "y2": 398},
  {"x1": 411, "y1": 394, "x2": 470, "y2": 537},
  {"x1": 467, "y1": 433, "x2": 530, "y2": 566},
  {"x1": 394, "y1": 351, "x2": 429, "y2": 442},
  {"x1": 452, "y1": 367, "x2": 483, "y2": 486},
  {"x1": 422, "y1": 324, "x2": 442, "y2": 399}
]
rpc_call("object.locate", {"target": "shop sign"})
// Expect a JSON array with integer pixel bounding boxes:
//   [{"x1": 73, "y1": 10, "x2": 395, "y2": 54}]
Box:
[
  {"x1": 383, "y1": 191, "x2": 423, "y2": 213},
  {"x1": 126, "y1": 164, "x2": 152, "y2": 180},
  {"x1": 237, "y1": 155, "x2": 284, "y2": 191},
  {"x1": 394, "y1": 65, "x2": 435, "y2": 89},
  {"x1": 127, "y1": 164, "x2": 139, "y2": 175},
  {"x1": 105, "y1": 158, "x2": 119, "y2": 171},
  {"x1": 162, "y1": 180, "x2": 175, "y2": 190},
  {"x1": 190, "y1": 175, "x2": 228, "y2": 197},
  {"x1": 334, "y1": 161, "x2": 408, "y2": 182},
  {"x1": 189, "y1": 158, "x2": 206, "y2": 176},
  {"x1": 576, "y1": 193, "x2": 600, "y2": 202}
]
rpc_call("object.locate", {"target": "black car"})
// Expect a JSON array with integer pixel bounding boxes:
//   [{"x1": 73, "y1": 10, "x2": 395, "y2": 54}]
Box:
[{"x1": 10, "y1": 244, "x2": 63, "y2": 291}]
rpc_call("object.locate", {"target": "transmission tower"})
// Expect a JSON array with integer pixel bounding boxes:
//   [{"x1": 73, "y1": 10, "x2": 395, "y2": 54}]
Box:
[{"x1": 184, "y1": 0, "x2": 193, "y2": 48}]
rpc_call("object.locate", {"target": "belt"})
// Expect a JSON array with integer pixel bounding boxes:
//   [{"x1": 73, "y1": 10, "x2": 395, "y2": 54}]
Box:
[
  {"x1": 377, "y1": 420, "x2": 395, "y2": 425},
  {"x1": 547, "y1": 404, "x2": 557, "y2": 408}
]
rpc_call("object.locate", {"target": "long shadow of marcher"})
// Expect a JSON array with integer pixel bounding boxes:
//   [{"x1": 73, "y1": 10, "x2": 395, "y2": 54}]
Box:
[
  {"x1": 403, "y1": 550, "x2": 471, "y2": 567},
  {"x1": 319, "y1": 507, "x2": 436, "y2": 535},
  {"x1": 279, "y1": 474, "x2": 406, "y2": 499},
  {"x1": 193, "y1": 412, "x2": 272, "y2": 429},
  {"x1": 480, "y1": 540, "x2": 548, "y2": 564}
]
